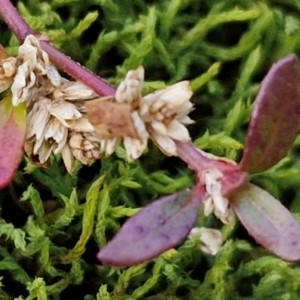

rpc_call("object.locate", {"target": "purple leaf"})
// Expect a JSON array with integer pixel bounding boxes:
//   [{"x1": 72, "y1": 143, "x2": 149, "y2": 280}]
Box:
[
  {"x1": 240, "y1": 55, "x2": 300, "y2": 173},
  {"x1": 175, "y1": 141, "x2": 249, "y2": 197},
  {"x1": 231, "y1": 183, "x2": 300, "y2": 262},
  {"x1": 97, "y1": 188, "x2": 205, "y2": 267},
  {"x1": 0, "y1": 96, "x2": 26, "y2": 189}
]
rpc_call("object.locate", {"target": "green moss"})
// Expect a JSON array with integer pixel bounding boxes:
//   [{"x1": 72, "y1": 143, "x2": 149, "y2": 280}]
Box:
[{"x1": 1, "y1": 0, "x2": 300, "y2": 299}]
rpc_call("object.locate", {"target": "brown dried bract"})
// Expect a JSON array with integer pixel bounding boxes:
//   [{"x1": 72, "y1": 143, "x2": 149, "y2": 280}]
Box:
[
  {"x1": 0, "y1": 44, "x2": 9, "y2": 60},
  {"x1": 85, "y1": 98, "x2": 139, "y2": 139}
]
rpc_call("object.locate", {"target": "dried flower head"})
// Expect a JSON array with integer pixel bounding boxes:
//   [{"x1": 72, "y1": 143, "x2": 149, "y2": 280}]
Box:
[
  {"x1": 2, "y1": 35, "x2": 194, "y2": 172},
  {"x1": 2, "y1": 35, "x2": 100, "y2": 172},
  {"x1": 86, "y1": 66, "x2": 194, "y2": 161}
]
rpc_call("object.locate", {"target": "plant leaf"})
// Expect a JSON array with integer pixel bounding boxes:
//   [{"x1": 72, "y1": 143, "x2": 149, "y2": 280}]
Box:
[
  {"x1": 231, "y1": 183, "x2": 300, "y2": 261},
  {"x1": 97, "y1": 188, "x2": 204, "y2": 267},
  {"x1": 240, "y1": 55, "x2": 300, "y2": 173},
  {"x1": 0, "y1": 96, "x2": 26, "y2": 189}
]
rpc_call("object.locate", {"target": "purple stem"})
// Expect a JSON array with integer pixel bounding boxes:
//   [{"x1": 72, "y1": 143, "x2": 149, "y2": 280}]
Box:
[
  {"x1": 0, "y1": 0, "x2": 116, "y2": 97},
  {"x1": 175, "y1": 140, "x2": 211, "y2": 171}
]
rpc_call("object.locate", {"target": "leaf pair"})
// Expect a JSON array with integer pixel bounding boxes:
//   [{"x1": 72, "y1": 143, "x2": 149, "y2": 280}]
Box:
[
  {"x1": 232, "y1": 55, "x2": 300, "y2": 261},
  {"x1": 98, "y1": 55, "x2": 300, "y2": 267}
]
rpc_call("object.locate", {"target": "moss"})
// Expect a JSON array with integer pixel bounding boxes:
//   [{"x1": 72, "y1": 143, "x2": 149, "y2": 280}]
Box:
[{"x1": 1, "y1": 0, "x2": 300, "y2": 299}]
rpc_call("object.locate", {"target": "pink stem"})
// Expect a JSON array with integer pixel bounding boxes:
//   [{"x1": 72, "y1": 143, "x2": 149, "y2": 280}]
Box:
[
  {"x1": 40, "y1": 41, "x2": 116, "y2": 96},
  {"x1": 0, "y1": 0, "x2": 116, "y2": 97},
  {"x1": 175, "y1": 140, "x2": 210, "y2": 171}
]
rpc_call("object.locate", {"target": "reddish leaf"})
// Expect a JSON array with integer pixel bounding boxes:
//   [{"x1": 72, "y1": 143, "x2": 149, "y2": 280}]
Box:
[
  {"x1": 97, "y1": 188, "x2": 204, "y2": 267},
  {"x1": 0, "y1": 96, "x2": 26, "y2": 188},
  {"x1": 240, "y1": 55, "x2": 300, "y2": 173},
  {"x1": 231, "y1": 183, "x2": 300, "y2": 262}
]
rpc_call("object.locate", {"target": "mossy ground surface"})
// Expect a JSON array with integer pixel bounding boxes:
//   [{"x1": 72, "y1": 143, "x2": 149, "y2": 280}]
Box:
[{"x1": 1, "y1": 0, "x2": 300, "y2": 299}]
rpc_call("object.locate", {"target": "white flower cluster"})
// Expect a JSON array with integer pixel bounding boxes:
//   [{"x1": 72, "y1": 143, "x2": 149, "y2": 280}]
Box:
[
  {"x1": 89, "y1": 66, "x2": 194, "y2": 161},
  {"x1": 188, "y1": 227, "x2": 223, "y2": 255},
  {"x1": 202, "y1": 168, "x2": 234, "y2": 224},
  {"x1": 195, "y1": 149, "x2": 236, "y2": 224},
  {"x1": 0, "y1": 35, "x2": 194, "y2": 172}
]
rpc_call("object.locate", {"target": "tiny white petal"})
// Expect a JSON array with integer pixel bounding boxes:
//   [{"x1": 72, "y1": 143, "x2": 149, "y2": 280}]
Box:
[
  {"x1": 2, "y1": 57, "x2": 17, "y2": 77},
  {"x1": 131, "y1": 111, "x2": 149, "y2": 139},
  {"x1": 69, "y1": 132, "x2": 83, "y2": 149},
  {"x1": 0, "y1": 57, "x2": 17, "y2": 93},
  {"x1": 48, "y1": 101, "x2": 82, "y2": 126},
  {"x1": 44, "y1": 120, "x2": 68, "y2": 154},
  {"x1": 46, "y1": 65, "x2": 61, "y2": 87},
  {"x1": 33, "y1": 132, "x2": 46, "y2": 155},
  {"x1": 115, "y1": 66, "x2": 144, "y2": 103},
  {"x1": 203, "y1": 195, "x2": 214, "y2": 216},
  {"x1": 44, "y1": 118, "x2": 61, "y2": 140},
  {"x1": 100, "y1": 136, "x2": 120, "y2": 156},
  {"x1": 61, "y1": 144, "x2": 75, "y2": 174},
  {"x1": 144, "y1": 81, "x2": 192, "y2": 108},
  {"x1": 57, "y1": 81, "x2": 96, "y2": 100},
  {"x1": 177, "y1": 115, "x2": 194, "y2": 125},
  {"x1": 151, "y1": 132, "x2": 177, "y2": 156},
  {"x1": 177, "y1": 101, "x2": 193, "y2": 117},
  {"x1": 166, "y1": 119, "x2": 191, "y2": 141},
  {"x1": 150, "y1": 120, "x2": 168, "y2": 136},
  {"x1": 123, "y1": 137, "x2": 147, "y2": 161},
  {"x1": 67, "y1": 118, "x2": 95, "y2": 132},
  {"x1": 37, "y1": 140, "x2": 54, "y2": 163},
  {"x1": 11, "y1": 62, "x2": 36, "y2": 105},
  {"x1": 26, "y1": 98, "x2": 51, "y2": 139}
]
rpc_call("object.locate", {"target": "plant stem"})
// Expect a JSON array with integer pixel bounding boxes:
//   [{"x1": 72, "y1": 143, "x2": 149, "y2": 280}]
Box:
[
  {"x1": 0, "y1": 0, "x2": 116, "y2": 97},
  {"x1": 39, "y1": 41, "x2": 116, "y2": 96}
]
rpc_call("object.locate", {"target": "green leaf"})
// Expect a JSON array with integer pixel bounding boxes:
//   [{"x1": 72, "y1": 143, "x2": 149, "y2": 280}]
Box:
[
  {"x1": 21, "y1": 185, "x2": 45, "y2": 223},
  {"x1": 0, "y1": 96, "x2": 26, "y2": 188},
  {"x1": 120, "y1": 180, "x2": 141, "y2": 189},
  {"x1": 60, "y1": 175, "x2": 105, "y2": 264},
  {"x1": 0, "y1": 247, "x2": 31, "y2": 285},
  {"x1": 190, "y1": 62, "x2": 221, "y2": 92},
  {"x1": 180, "y1": 8, "x2": 261, "y2": 52},
  {"x1": 0, "y1": 219, "x2": 26, "y2": 251},
  {"x1": 52, "y1": 189, "x2": 78, "y2": 229},
  {"x1": 26, "y1": 277, "x2": 47, "y2": 300},
  {"x1": 70, "y1": 11, "x2": 99, "y2": 38}
]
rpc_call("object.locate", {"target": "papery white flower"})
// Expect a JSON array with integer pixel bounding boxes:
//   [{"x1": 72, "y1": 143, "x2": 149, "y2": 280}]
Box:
[
  {"x1": 68, "y1": 131, "x2": 102, "y2": 166},
  {"x1": 202, "y1": 169, "x2": 234, "y2": 224},
  {"x1": 5, "y1": 35, "x2": 195, "y2": 172},
  {"x1": 11, "y1": 35, "x2": 61, "y2": 106},
  {"x1": 189, "y1": 227, "x2": 223, "y2": 255},
  {"x1": 115, "y1": 66, "x2": 144, "y2": 105},
  {"x1": 140, "y1": 81, "x2": 193, "y2": 156},
  {"x1": 110, "y1": 67, "x2": 194, "y2": 160},
  {"x1": 53, "y1": 80, "x2": 97, "y2": 101},
  {"x1": 5, "y1": 35, "x2": 101, "y2": 172}
]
